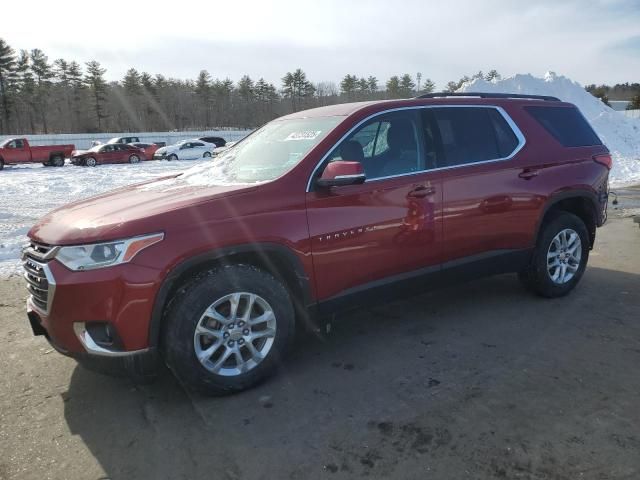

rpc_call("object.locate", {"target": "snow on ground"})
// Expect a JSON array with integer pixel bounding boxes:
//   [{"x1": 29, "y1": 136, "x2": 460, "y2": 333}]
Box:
[
  {"x1": 0, "y1": 160, "x2": 207, "y2": 276},
  {"x1": 461, "y1": 72, "x2": 640, "y2": 187}
]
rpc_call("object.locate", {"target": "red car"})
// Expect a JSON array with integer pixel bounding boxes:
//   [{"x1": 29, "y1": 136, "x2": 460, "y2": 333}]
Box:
[
  {"x1": 129, "y1": 142, "x2": 160, "y2": 160},
  {"x1": 71, "y1": 143, "x2": 145, "y2": 166},
  {"x1": 0, "y1": 138, "x2": 75, "y2": 169},
  {"x1": 23, "y1": 93, "x2": 610, "y2": 395}
]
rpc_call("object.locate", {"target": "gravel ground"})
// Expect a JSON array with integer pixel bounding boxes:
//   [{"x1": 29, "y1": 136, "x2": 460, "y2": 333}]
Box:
[{"x1": 1, "y1": 212, "x2": 639, "y2": 479}]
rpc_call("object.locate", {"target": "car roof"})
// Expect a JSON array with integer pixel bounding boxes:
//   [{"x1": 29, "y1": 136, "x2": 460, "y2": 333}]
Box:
[{"x1": 279, "y1": 96, "x2": 575, "y2": 120}]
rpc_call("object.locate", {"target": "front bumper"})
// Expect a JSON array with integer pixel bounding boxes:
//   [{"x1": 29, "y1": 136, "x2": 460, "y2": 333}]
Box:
[{"x1": 23, "y1": 248, "x2": 163, "y2": 357}]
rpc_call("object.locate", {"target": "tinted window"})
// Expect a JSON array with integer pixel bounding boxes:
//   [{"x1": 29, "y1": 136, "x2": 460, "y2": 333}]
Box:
[
  {"x1": 525, "y1": 106, "x2": 601, "y2": 147},
  {"x1": 327, "y1": 110, "x2": 424, "y2": 180},
  {"x1": 193, "y1": 142, "x2": 205, "y2": 147},
  {"x1": 432, "y1": 107, "x2": 518, "y2": 167}
]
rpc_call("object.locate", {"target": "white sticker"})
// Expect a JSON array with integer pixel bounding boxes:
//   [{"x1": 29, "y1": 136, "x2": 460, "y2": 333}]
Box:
[{"x1": 284, "y1": 130, "x2": 322, "y2": 141}]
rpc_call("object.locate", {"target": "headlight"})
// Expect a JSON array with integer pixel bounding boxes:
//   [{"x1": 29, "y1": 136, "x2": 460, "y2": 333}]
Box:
[{"x1": 55, "y1": 233, "x2": 164, "y2": 271}]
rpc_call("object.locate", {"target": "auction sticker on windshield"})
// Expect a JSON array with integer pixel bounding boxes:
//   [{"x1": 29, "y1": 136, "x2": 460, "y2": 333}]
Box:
[{"x1": 284, "y1": 131, "x2": 322, "y2": 141}]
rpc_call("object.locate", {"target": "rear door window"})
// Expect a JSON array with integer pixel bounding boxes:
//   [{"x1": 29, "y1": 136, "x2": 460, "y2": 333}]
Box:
[
  {"x1": 431, "y1": 107, "x2": 520, "y2": 167},
  {"x1": 525, "y1": 106, "x2": 601, "y2": 147}
]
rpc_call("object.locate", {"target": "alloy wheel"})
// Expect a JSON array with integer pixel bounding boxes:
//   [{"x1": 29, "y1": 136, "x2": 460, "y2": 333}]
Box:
[
  {"x1": 193, "y1": 292, "x2": 277, "y2": 377},
  {"x1": 547, "y1": 228, "x2": 582, "y2": 284}
]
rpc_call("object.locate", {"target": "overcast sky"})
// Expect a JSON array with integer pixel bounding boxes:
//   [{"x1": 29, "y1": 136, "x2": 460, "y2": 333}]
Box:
[{"x1": 3, "y1": 0, "x2": 639, "y2": 88}]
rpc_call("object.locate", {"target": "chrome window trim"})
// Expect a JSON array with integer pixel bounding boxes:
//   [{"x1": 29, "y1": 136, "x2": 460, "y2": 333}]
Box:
[{"x1": 305, "y1": 104, "x2": 526, "y2": 192}]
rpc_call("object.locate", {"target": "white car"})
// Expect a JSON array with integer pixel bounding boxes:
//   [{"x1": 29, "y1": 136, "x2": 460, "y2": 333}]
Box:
[{"x1": 153, "y1": 140, "x2": 214, "y2": 161}]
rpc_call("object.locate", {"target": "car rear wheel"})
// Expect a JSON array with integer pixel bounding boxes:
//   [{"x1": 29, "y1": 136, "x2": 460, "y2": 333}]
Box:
[
  {"x1": 519, "y1": 211, "x2": 589, "y2": 298},
  {"x1": 0, "y1": 159, "x2": 4, "y2": 170},
  {"x1": 168, "y1": 154, "x2": 178, "y2": 161},
  {"x1": 85, "y1": 157, "x2": 97, "y2": 167},
  {"x1": 203, "y1": 151, "x2": 211, "y2": 158},
  {"x1": 51, "y1": 155, "x2": 65, "y2": 167},
  {"x1": 162, "y1": 265, "x2": 295, "y2": 395},
  {"x1": 129, "y1": 154, "x2": 140, "y2": 164}
]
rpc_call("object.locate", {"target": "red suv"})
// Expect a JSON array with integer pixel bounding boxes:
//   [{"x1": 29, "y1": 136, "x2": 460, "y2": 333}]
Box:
[{"x1": 23, "y1": 93, "x2": 610, "y2": 395}]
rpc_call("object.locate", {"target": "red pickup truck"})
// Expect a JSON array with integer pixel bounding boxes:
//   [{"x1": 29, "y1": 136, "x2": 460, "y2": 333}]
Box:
[{"x1": 0, "y1": 138, "x2": 75, "y2": 170}]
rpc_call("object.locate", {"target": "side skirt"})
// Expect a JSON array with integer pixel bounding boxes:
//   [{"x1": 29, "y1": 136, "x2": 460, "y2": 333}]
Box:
[{"x1": 315, "y1": 248, "x2": 532, "y2": 316}]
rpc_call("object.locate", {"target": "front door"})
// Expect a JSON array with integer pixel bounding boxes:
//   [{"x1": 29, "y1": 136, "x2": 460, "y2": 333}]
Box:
[
  {"x1": 306, "y1": 109, "x2": 443, "y2": 304},
  {"x1": 7, "y1": 139, "x2": 30, "y2": 163}
]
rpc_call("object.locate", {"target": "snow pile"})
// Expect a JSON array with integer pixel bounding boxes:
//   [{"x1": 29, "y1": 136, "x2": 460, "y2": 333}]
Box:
[{"x1": 460, "y1": 72, "x2": 640, "y2": 186}]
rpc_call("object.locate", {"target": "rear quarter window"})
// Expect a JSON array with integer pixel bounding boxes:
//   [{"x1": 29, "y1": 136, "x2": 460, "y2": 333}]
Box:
[{"x1": 525, "y1": 106, "x2": 602, "y2": 147}]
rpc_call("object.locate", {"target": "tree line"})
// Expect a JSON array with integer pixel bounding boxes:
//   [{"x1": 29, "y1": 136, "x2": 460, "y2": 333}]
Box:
[
  {"x1": 585, "y1": 83, "x2": 640, "y2": 109},
  {"x1": 0, "y1": 37, "x2": 506, "y2": 134}
]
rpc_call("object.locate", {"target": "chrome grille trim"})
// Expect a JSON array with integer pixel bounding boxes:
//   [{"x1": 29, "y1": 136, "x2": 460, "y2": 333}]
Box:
[{"x1": 22, "y1": 242, "x2": 58, "y2": 315}]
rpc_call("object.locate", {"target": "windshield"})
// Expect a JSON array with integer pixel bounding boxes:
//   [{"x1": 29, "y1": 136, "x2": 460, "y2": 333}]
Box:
[
  {"x1": 88, "y1": 145, "x2": 102, "y2": 152},
  {"x1": 179, "y1": 116, "x2": 342, "y2": 185}
]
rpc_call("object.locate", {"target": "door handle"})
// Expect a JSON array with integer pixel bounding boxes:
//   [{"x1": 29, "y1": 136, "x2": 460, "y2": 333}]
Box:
[
  {"x1": 407, "y1": 185, "x2": 436, "y2": 198},
  {"x1": 519, "y1": 169, "x2": 539, "y2": 180}
]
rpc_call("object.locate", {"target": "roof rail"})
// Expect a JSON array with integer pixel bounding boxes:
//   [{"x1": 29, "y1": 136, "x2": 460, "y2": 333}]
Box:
[{"x1": 416, "y1": 92, "x2": 561, "y2": 102}]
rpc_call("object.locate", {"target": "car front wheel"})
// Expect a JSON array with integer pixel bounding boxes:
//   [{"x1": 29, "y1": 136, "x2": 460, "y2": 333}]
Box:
[
  {"x1": 85, "y1": 157, "x2": 97, "y2": 167},
  {"x1": 168, "y1": 154, "x2": 177, "y2": 161},
  {"x1": 519, "y1": 211, "x2": 590, "y2": 298},
  {"x1": 162, "y1": 265, "x2": 295, "y2": 395}
]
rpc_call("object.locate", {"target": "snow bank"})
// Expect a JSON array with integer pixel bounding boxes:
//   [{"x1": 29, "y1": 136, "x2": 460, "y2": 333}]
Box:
[{"x1": 460, "y1": 72, "x2": 640, "y2": 187}]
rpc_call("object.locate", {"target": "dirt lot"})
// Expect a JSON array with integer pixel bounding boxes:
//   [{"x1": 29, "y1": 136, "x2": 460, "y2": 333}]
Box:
[{"x1": 1, "y1": 211, "x2": 639, "y2": 479}]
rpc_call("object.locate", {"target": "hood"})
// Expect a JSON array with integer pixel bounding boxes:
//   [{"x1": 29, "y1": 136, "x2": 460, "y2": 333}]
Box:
[{"x1": 29, "y1": 175, "x2": 258, "y2": 245}]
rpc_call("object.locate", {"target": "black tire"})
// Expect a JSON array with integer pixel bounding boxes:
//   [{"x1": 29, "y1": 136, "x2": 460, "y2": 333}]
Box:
[
  {"x1": 168, "y1": 154, "x2": 178, "y2": 161},
  {"x1": 42, "y1": 161, "x2": 51, "y2": 167},
  {"x1": 0, "y1": 158, "x2": 4, "y2": 170},
  {"x1": 162, "y1": 264, "x2": 295, "y2": 395},
  {"x1": 519, "y1": 211, "x2": 590, "y2": 298},
  {"x1": 129, "y1": 154, "x2": 140, "y2": 164},
  {"x1": 203, "y1": 151, "x2": 211, "y2": 158},
  {"x1": 51, "y1": 155, "x2": 65, "y2": 167},
  {"x1": 85, "y1": 157, "x2": 97, "y2": 167}
]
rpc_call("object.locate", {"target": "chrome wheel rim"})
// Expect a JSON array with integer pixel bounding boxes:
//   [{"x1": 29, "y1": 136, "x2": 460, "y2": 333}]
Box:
[
  {"x1": 193, "y1": 292, "x2": 277, "y2": 377},
  {"x1": 130, "y1": 155, "x2": 139, "y2": 163},
  {"x1": 86, "y1": 157, "x2": 96, "y2": 166},
  {"x1": 547, "y1": 228, "x2": 582, "y2": 284}
]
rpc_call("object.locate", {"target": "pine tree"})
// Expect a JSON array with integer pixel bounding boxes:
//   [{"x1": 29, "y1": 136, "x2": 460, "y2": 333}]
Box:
[
  {"x1": 84, "y1": 60, "x2": 108, "y2": 130},
  {"x1": 399, "y1": 74, "x2": 416, "y2": 97},
  {"x1": 0, "y1": 38, "x2": 17, "y2": 133},
  {"x1": 485, "y1": 70, "x2": 501, "y2": 82},
  {"x1": 15, "y1": 50, "x2": 36, "y2": 132},
  {"x1": 30, "y1": 49, "x2": 54, "y2": 133},
  {"x1": 340, "y1": 74, "x2": 358, "y2": 99},
  {"x1": 421, "y1": 78, "x2": 435, "y2": 94},
  {"x1": 386, "y1": 76, "x2": 401, "y2": 98},
  {"x1": 367, "y1": 76, "x2": 378, "y2": 95}
]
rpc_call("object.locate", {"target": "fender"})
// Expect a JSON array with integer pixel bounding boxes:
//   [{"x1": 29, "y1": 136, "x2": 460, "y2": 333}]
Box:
[
  {"x1": 533, "y1": 189, "x2": 601, "y2": 244},
  {"x1": 147, "y1": 242, "x2": 314, "y2": 347}
]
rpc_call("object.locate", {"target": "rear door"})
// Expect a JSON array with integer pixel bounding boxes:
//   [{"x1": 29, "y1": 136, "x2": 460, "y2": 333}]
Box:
[
  {"x1": 306, "y1": 108, "x2": 443, "y2": 304},
  {"x1": 432, "y1": 106, "x2": 540, "y2": 267},
  {"x1": 191, "y1": 142, "x2": 207, "y2": 158}
]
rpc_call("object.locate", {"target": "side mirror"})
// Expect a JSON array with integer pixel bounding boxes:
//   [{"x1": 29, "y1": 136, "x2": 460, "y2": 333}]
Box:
[{"x1": 316, "y1": 161, "x2": 366, "y2": 188}]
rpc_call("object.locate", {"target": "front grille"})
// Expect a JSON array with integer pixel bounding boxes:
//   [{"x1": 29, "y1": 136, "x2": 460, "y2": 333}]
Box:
[{"x1": 22, "y1": 241, "x2": 58, "y2": 314}]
